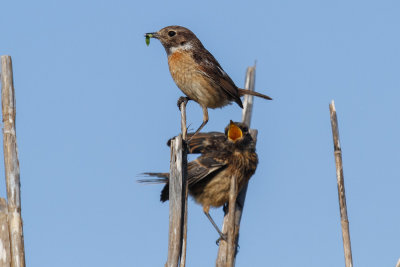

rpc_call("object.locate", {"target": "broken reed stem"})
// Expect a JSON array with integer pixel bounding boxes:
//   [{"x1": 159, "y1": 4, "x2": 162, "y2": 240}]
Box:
[
  {"x1": 166, "y1": 135, "x2": 185, "y2": 267},
  {"x1": 166, "y1": 100, "x2": 188, "y2": 267},
  {"x1": 180, "y1": 101, "x2": 187, "y2": 141},
  {"x1": 179, "y1": 101, "x2": 188, "y2": 267},
  {"x1": 0, "y1": 198, "x2": 11, "y2": 266},
  {"x1": 216, "y1": 65, "x2": 257, "y2": 266},
  {"x1": 329, "y1": 100, "x2": 353, "y2": 267},
  {"x1": 1, "y1": 55, "x2": 26, "y2": 267},
  {"x1": 226, "y1": 174, "x2": 238, "y2": 267},
  {"x1": 241, "y1": 66, "x2": 255, "y2": 125}
]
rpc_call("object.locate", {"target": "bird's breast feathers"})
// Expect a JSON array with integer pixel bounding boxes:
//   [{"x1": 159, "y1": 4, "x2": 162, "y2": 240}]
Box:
[{"x1": 167, "y1": 51, "x2": 230, "y2": 108}]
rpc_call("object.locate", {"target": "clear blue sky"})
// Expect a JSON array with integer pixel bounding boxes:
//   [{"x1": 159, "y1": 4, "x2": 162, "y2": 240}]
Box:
[{"x1": 1, "y1": 0, "x2": 399, "y2": 266}]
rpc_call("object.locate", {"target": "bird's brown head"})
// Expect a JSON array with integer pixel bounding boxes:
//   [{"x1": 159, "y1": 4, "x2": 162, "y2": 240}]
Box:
[
  {"x1": 225, "y1": 120, "x2": 252, "y2": 144},
  {"x1": 145, "y1": 25, "x2": 203, "y2": 55}
]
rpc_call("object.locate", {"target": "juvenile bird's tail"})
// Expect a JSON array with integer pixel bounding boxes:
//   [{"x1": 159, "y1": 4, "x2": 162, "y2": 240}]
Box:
[
  {"x1": 138, "y1": 173, "x2": 169, "y2": 202},
  {"x1": 138, "y1": 173, "x2": 169, "y2": 183},
  {"x1": 238, "y1": 88, "x2": 273, "y2": 100}
]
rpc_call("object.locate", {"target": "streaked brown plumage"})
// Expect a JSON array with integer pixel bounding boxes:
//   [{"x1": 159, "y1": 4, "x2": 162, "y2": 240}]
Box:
[
  {"x1": 145, "y1": 25, "x2": 272, "y2": 135},
  {"x1": 139, "y1": 121, "x2": 258, "y2": 239}
]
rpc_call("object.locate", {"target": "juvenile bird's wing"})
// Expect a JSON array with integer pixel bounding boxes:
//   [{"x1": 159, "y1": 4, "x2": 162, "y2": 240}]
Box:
[
  {"x1": 192, "y1": 50, "x2": 243, "y2": 108},
  {"x1": 167, "y1": 132, "x2": 226, "y2": 154},
  {"x1": 186, "y1": 132, "x2": 225, "y2": 153},
  {"x1": 187, "y1": 156, "x2": 227, "y2": 186}
]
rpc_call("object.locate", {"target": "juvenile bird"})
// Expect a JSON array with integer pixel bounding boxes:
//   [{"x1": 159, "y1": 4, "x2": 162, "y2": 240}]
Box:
[
  {"x1": 145, "y1": 26, "x2": 272, "y2": 135},
  {"x1": 139, "y1": 121, "x2": 258, "y2": 240}
]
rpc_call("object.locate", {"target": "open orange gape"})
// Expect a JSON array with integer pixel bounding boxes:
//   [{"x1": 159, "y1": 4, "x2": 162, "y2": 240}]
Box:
[{"x1": 227, "y1": 121, "x2": 243, "y2": 142}]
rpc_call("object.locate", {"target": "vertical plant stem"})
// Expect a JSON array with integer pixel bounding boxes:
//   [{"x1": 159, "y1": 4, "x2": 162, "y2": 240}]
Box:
[
  {"x1": 0, "y1": 198, "x2": 11, "y2": 267},
  {"x1": 167, "y1": 135, "x2": 185, "y2": 267},
  {"x1": 329, "y1": 100, "x2": 353, "y2": 267},
  {"x1": 226, "y1": 175, "x2": 238, "y2": 267},
  {"x1": 1, "y1": 55, "x2": 26, "y2": 267},
  {"x1": 179, "y1": 101, "x2": 188, "y2": 267},
  {"x1": 216, "y1": 65, "x2": 257, "y2": 266},
  {"x1": 167, "y1": 100, "x2": 188, "y2": 267}
]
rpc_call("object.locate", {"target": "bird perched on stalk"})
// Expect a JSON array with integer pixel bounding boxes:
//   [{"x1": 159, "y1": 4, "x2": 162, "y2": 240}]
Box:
[
  {"x1": 139, "y1": 121, "x2": 258, "y2": 241},
  {"x1": 145, "y1": 25, "x2": 272, "y2": 136}
]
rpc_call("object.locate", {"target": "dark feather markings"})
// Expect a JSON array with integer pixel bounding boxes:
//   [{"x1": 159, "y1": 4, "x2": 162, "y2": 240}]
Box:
[
  {"x1": 167, "y1": 132, "x2": 226, "y2": 154},
  {"x1": 192, "y1": 47, "x2": 272, "y2": 105},
  {"x1": 141, "y1": 158, "x2": 226, "y2": 202},
  {"x1": 186, "y1": 132, "x2": 226, "y2": 154},
  {"x1": 139, "y1": 172, "x2": 169, "y2": 179},
  {"x1": 138, "y1": 157, "x2": 226, "y2": 202},
  {"x1": 138, "y1": 173, "x2": 168, "y2": 184},
  {"x1": 192, "y1": 50, "x2": 243, "y2": 108},
  {"x1": 187, "y1": 157, "x2": 227, "y2": 186},
  {"x1": 138, "y1": 173, "x2": 170, "y2": 202}
]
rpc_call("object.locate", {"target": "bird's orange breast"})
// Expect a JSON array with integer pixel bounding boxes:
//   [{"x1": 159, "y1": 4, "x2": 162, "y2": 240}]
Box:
[
  {"x1": 168, "y1": 51, "x2": 184, "y2": 66},
  {"x1": 167, "y1": 51, "x2": 196, "y2": 88},
  {"x1": 167, "y1": 51, "x2": 230, "y2": 108}
]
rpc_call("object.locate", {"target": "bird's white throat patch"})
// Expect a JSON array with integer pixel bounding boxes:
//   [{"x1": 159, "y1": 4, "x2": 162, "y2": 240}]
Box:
[{"x1": 169, "y1": 42, "x2": 193, "y2": 53}]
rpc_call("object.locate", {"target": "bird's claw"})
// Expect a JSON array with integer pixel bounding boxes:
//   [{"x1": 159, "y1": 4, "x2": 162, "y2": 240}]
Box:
[
  {"x1": 177, "y1": 96, "x2": 190, "y2": 110},
  {"x1": 215, "y1": 233, "x2": 228, "y2": 246}
]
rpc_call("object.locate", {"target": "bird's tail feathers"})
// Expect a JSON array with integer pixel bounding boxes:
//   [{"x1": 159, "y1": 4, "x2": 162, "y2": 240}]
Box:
[
  {"x1": 137, "y1": 173, "x2": 170, "y2": 202},
  {"x1": 238, "y1": 88, "x2": 273, "y2": 100},
  {"x1": 137, "y1": 173, "x2": 169, "y2": 184}
]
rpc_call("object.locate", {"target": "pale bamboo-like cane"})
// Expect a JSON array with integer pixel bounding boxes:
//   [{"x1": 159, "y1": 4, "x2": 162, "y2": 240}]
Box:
[
  {"x1": 329, "y1": 100, "x2": 353, "y2": 267},
  {"x1": 179, "y1": 101, "x2": 188, "y2": 267},
  {"x1": 1, "y1": 55, "x2": 26, "y2": 267},
  {"x1": 0, "y1": 198, "x2": 11, "y2": 267},
  {"x1": 166, "y1": 100, "x2": 188, "y2": 267},
  {"x1": 216, "y1": 65, "x2": 258, "y2": 266}
]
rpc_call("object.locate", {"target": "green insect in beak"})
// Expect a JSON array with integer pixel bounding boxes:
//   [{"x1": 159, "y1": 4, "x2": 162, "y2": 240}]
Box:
[{"x1": 145, "y1": 34, "x2": 152, "y2": 46}]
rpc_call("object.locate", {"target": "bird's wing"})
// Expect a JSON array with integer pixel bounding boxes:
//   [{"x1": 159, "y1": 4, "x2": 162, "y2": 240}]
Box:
[
  {"x1": 187, "y1": 156, "x2": 227, "y2": 186},
  {"x1": 166, "y1": 132, "x2": 226, "y2": 154},
  {"x1": 192, "y1": 51, "x2": 243, "y2": 108},
  {"x1": 186, "y1": 132, "x2": 226, "y2": 153}
]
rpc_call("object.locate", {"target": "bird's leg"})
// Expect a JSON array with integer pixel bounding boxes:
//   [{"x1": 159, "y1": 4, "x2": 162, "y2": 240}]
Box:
[
  {"x1": 223, "y1": 199, "x2": 243, "y2": 215},
  {"x1": 223, "y1": 203, "x2": 228, "y2": 215},
  {"x1": 190, "y1": 106, "x2": 209, "y2": 140},
  {"x1": 177, "y1": 96, "x2": 190, "y2": 110},
  {"x1": 203, "y1": 210, "x2": 227, "y2": 245}
]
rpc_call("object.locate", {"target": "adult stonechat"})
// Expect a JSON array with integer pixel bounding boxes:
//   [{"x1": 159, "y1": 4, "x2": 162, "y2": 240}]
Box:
[
  {"x1": 139, "y1": 121, "x2": 258, "y2": 241},
  {"x1": 145, "y1": 26, "x2": 272, "y2": 135}
]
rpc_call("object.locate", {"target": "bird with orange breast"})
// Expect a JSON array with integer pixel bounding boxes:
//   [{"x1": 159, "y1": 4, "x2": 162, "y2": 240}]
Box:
[{"x1": 145, "y1": 26, "x2": 272, "y2": 135}]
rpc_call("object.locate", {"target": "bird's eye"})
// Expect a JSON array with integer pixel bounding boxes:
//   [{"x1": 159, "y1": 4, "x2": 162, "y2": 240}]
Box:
[
  {"x1": 243, "y1": 127, "x2": 248, "y2": 132},
  {"x1": 168, "y1": 31, "x2": 176, "y2": 37}
]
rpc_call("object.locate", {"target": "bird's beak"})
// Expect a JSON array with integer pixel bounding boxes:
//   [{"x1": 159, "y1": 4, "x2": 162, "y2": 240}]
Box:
[
  {"x1": 144, "y1": 32, "x2": 160, "y2": 39},
  {"x1": 228, "y1": 120, "x2": 243, "y2": 141}
]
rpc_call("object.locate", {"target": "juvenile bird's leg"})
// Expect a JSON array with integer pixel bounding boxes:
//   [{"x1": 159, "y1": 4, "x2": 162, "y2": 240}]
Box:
[
  {"x1": 191, "y1": 105, "x2": 209, "y2": 139},
  {"x1": 223, "y1": 203, "x2": 228, "y2": 215},
  {"x1": 203, "y1": 206, "x2": 226, "y2": 244},
  {"x1": 177, "y1": 96, "x2": 191, "y2": 110},
  {"x1": 223, "y1": 199, "x2": 243, "y2": 215}
]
